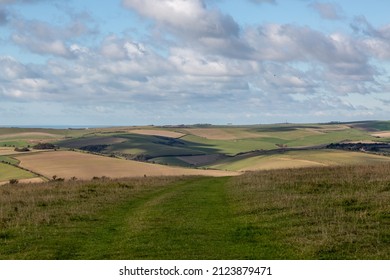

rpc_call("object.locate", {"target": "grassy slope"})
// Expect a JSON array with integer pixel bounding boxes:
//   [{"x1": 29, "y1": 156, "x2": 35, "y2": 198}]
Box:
[
  {"x1": 210, "y1": 150, "x2": 390, "y2": 171},
  {"x1": 229, "y1": 164, "x2": 390, "y2": 259},
  {"x1": 182, "y1": 127, "x2": 374, "y2": 155},
  {"x1": 1, "y1": 163, "x2": 390, "y2": 259},
  {"x1": 181, "y1": 134, "x2": 277, "y2": 155},
  {"x1": 286, "y1": 129, "x2": 375, "y2": 146}
]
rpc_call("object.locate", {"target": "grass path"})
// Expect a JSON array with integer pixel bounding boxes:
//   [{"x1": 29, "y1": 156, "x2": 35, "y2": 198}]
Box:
[
  {"x1": 1, "y1": 177, "x2": 250, "y2": 259},
  {"x1": 69, "y1": 177, "x2": 246, "y2": 259}
]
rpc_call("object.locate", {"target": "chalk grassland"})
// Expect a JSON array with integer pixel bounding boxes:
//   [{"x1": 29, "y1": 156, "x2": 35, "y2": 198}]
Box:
[
  {"x1": 1, "y1": 163, "x2": 390, "y2": 259},
  {"x1": 210, "y1": 150, "x2": 390, "y2": 171},
  {"x1": 14, "y1": 150, "x2": 239, "y2": 180}
]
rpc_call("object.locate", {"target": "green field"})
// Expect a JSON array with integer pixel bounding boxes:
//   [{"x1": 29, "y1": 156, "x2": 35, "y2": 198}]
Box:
[
  {"x1": 0, "y1": 162, "x2": 37, "y2": 182},
  {"x1": 210, "y1": 149, "x2": 390, "y2": 171},
  {"x1": 53, "y1": 122, "x2": 382, "y2": 167},
  {"x1": 1, "y1": 121, "x2": 389, "y2": 182},
  {"x1": 1, "y1": 163, "x2": 390, "y2": 259},
  {"x1": 0, "y1": 155, "x2": 20, "y2": 165}
]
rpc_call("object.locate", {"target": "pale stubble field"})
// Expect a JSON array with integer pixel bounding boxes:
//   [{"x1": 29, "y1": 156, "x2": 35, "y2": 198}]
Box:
[{"x1": 14, "y1": 150, "x2": 240, "y2": 180}]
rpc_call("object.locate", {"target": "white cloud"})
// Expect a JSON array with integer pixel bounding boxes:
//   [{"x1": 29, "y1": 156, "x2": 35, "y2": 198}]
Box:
[
  {"x1": 309, "y1": 2, "x2": 345, "y2": 20},
  {"x1": 12, "y1": 34, "x2": 71, "y2": 57},
  {"x1": 1, "y1": 0, "x2": 389, "y2": 124},
  {"x1": 122, "y1": 0, "x2": 241, "y2": 50},
  {"x1": 351, "y1": 17, "x2": 390, "y2": 60},
  {"x1": 0, "y1": 8, "x2": 9, "y2": 25},
  {"x1": 249, "y1": 0, "x2": 276, "y2": 5}
]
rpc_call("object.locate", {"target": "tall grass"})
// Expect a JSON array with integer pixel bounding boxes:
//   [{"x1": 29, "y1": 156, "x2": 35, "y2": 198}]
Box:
[
  {"x1": 0, "y1": 176, "x2": 182, "y2": 259},
  {"x1": 1, "y1": 163, "x2": 390, "y2": 259},
  {"x1": 228, "y1": 163, "x2": 390, "y2": 259}
]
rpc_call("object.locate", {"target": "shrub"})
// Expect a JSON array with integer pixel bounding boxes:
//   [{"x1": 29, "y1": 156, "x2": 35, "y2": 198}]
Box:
[
  {"x1": 9, "y1": 179, "x2": 19, "y2": 185},
  {"x1": 14, "y1": 147, "x2": 30, "y2": 152},
  {"x1": 33, "y1": 143, "x2": 57, "y2": 150}
]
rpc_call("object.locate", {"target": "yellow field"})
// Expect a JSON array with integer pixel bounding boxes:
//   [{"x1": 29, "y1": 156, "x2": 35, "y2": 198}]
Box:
[{"x1": 15, "y1": 151, "x2": 239, "y2": 180}]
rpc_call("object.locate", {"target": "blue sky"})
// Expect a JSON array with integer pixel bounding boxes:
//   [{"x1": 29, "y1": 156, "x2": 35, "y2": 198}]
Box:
[{"x1": 0, "y1": 0, "x2": 389, "y2": 126}]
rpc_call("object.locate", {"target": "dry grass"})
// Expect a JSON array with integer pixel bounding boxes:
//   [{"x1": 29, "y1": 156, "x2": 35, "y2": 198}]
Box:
[
  {"x1": 228, "y1": 163, "x2": 390, "y2": 259},
  {"x1": 15, "y1": 150, "x2": 240, "y2": 180},
  {"x1": 0, "y1": 176, "x2": 181, "y2": 234},
  {"x1": 1, "y1": 163, "x2": 390, "y2": 259}
]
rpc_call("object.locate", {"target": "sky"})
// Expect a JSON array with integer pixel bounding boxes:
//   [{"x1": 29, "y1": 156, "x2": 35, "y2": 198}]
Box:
[{"x1": 0, "y1": 0, "x2": 389, "y2": 126}]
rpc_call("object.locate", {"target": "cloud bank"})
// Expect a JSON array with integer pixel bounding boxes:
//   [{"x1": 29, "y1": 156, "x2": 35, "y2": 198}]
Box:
[{"x1": 0, "y1": 0, "x2": 389, "y2": 125}]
